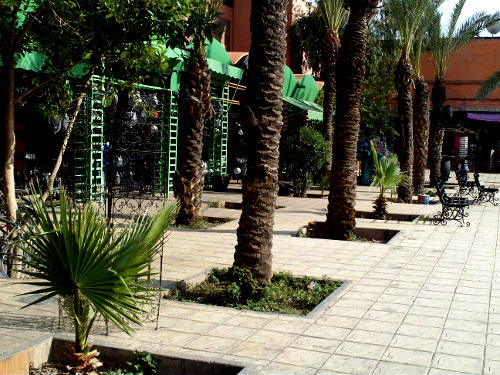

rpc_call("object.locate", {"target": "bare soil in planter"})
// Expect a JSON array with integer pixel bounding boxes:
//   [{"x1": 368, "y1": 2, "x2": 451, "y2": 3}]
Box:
[
  {"x1": 304, "y1": 221, "x2": 399, "y2": 244},
  {"x1": 356, "y1": 211, "x2": 420, "y2": 222},
  {"x1": 175, "y1": 216, "x2": 234, "y2": 230}
]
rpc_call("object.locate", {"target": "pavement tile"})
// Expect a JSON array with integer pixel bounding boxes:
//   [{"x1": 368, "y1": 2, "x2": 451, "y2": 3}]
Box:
[
  {"x1": 432, "y1": 353, "x2": 483, "y2": 374},
  {"x1": 302, "y1": 325, "x2": 351, "y2": 341},
  {"x1": 397, "y1": 323, "x2": 442, "y2": 340},
  {"x1": 205, "y1": 324, "x2": 257, "y2": 340},
  {"x1": 484, "y1": 360, "x2": 500, "y2": 375},
  {"x1": 184, "y1": 335, "x2": 239, "y2": 353},
  {"x1": 247, "y1": 330, "x2": 298, "y2": 347},
  {"x1": 390, "y1": 334, "x2": 437, "y2": 352},
  {"x1": 321, "y1": 354, "x2": 378, "y2": 374},
  {"x1": 443, "y1": 329, "x2": 486, "y2": 345},
  {"x1": 262, "y1": 319, "x2": 311, "y2": 334},
  {"x1": 258, "y1": 363, "x2": 317, "y2": 375},
  {"x1": 291, "y1": 336, "x2": 341, "y2": 353},
  {"x1": 272, "y1": 347, "x2": 330, "y2": 368},
  {"x1": 354, "y1": 319, "x2": 400, "y2": 334},
  {"x1": 372, "y1": 361, "x2": 427, "y2": 375},
  {"x1": 335, "y1": 341, "x2": 386, "y2": 360},
  {"x1": 381, "y1": 346, "x2": 433, "y2": 367},
  {"x1": 437, "y1": 340, "x2": 484, "y2": 359},
  {"x1": 229, "y1": 341, "x2": 282, "y2": 360},
  {"x1": 344, "y1": 330, "x2": 393, "y2": 346}
]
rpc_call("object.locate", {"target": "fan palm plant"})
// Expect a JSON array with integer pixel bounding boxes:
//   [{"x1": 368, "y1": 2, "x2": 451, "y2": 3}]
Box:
[
  {"x1": 477, "y1": 71, "x2": 500, "y2": 100},
  {"x1": 385, "y1": 0, "x2": 440, "y2": 203},
  {"x1": 427, "y1": 1, "x2": 499, "y2": 184},
  {"x1": 370, "y1": 142, "x2": 408, "y2": 219},
  {"x1": 318, "y1": 0, "x2": 348, "y2": 176},
  {"x1": 19, "y1": 189, "x2": 177, "y2": 370}
]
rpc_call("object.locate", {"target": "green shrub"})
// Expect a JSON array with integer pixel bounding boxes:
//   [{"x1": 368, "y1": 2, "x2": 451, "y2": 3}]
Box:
[{"x1": 280, "y1": 125, "x2": 330, "y2": 197}]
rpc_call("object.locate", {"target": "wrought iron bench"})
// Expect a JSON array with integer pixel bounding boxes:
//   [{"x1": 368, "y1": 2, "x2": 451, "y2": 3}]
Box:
[
  {"x1": 433, "y1": 180, "x2": 471, "y2": 226},
  {"x1": 473, "y1": 173, "x2": 499, "y2": 206},
  {"x1": 455, "y1": 169, "x2": 476, "y2": 197}
]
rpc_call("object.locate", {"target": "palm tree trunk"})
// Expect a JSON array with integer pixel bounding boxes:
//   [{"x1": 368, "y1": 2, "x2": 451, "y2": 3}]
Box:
[
  {"x1": 233, "y1": 0, "x2": 288, "y2": 282},
  {"x1": 174, "y1": 48, "x2": 212, "y2": 225},
  {"x1": 428, "y1": 77, "x2": 446, "y2": 186},
  {"x1": 325, "y1": 0, "x2": 380, "y2": 240},
  {"x1": 1, "y1": 49, "x2": 18, "y2": 224},
  {"x1": 395, "y1": 55, "x2": 414, "y2": 203},
  {"x1": 412, "y1": 76, "x2": 430, "y2": 194},
  {"x1": 321, "y1": 30, "x2": 340, "y2": 177}
]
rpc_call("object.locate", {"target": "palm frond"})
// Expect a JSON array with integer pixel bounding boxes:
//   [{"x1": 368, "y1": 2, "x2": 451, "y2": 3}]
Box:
[
  {"x1": 19, "y1": 187, "x2": 177, "y2": 345},
  {"x1": 318, "y1": 0, "x2": 348, "y2": 32},
  {"x1": 477, "y1": 71, "x2": 500, "y2": 100}
]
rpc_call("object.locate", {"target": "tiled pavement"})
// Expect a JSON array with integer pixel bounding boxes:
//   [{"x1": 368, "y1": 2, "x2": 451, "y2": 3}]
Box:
[{"x1": 1, "y1": 174, "x2": 500, "y2": 374}]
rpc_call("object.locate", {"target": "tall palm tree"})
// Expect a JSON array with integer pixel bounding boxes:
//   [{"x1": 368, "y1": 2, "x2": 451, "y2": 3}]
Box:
[
  {"x1": 174, "y1": 0, "x2": 221, "y2": 225},
  {"x1": 318, "y1": 0, "x2": 348, "y2": 176},
  {"x1": 477, "y1": 71, "x2": 500, "y2": 100},
  {"x1": 412, "y1": 1, "x2": 443, "y2": 194},
  {"x1": 427, "y1": 1, "x2": 498, "y2": 184},
  {"x1": 233, "y1": 0, "x2": 288, "y2": 282},
  {"x1": 324, "y1": 0, "x2": 381, "y2": 240},
  {"x1": 385, "y1": 0, "x2": 437, "y2": 203}
]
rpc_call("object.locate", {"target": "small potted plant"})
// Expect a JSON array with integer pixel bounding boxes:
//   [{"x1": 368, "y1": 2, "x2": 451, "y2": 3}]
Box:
[{"x1": 370, "y1": 142, "x2": 409, "y2": 219}]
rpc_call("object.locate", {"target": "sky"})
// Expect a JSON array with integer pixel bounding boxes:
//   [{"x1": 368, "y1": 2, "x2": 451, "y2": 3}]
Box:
[{"x1": 438, "y1": 0, "x2": 500, "y2": 37}]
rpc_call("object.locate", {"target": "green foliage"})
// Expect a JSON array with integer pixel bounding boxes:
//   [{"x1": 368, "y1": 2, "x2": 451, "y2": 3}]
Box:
[
  {"x1": 167, "y1": 268, "x2": 342, "y2": 315},
  {"x1": 19, "y1": 187, "x2": 178, "y2": 353},
  {"x1": 292, "y1": 7, "x2": 325, "y2": 76},
  {"x1": 280, "y1": 125, "x2": 330, "y2": 197},
  {"x1": 360, "y1": 12, "x2": 398, "y2": 139},
  {"x1": 318, "y1": 0, "x2": 348, "y2": 32},
  {"x1": 103, "y1": 351, "x2": 158, "y2": 375}
]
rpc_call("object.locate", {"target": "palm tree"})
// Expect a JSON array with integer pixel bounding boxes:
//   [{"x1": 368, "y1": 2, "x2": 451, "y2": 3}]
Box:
[
  {"x1": 174, "y1": 0, "x2": 221, "y2": 225},
  {"x1": 412, "y1": 1, "x2": 443, "y2": 194},
  {"x1": 370, "y1": 142, "x2": 408, "y2": 218},
  {"x1": 385, "y1": 0, "x2": 438, "y2": 203},
  {"x1": 318, "y1": 0, "x2": 348, "y2": 176},
  {"x1": 324, "y1": 0, "x2": 381, "y2": 240},
  {"x1": 20, "y1": 188, "x2": 177, "y2": 369},
  {"x1": 233, "y1": 0, "x2": 288, "y2": 282},
  {"x1": 427, "y1": 1, "x2": 498, "y2": 184},
  {"x1": 477, "y1": 71, "x2": 500, "y2": 100}
]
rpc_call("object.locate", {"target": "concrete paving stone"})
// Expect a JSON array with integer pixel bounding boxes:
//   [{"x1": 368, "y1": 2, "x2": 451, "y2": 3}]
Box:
[
  {"x1": 272, "y1": 347, "x2": 330, "y2": 368},
  {"x1": 262, "y1": 319, "x2": 311, "y2": 334},
  {"x1": 225, "y1": 315, "x2": 271, "y2": 329},
  {"x1": 442, "y1": 329, "x2": 486, "y2": 346},
  {"x1": 403, "y1": 314, "x2": 445, "y2": 328},
  {"x1": 418, "y1": 290, "x2": 454, "y2": 300},
  {"x1": 363, "y1": 310, "x2": 405, "y2": 323},
  {"x1": 341, "y1": 291, "x2": 380, "y2": 301},
  {"x1": 381, "y1": 346, "x2": 433, "y2": 367},
  {"x1": 247, "y1": 330, "x2": 298, "y2": 347},
  {"x1": 315, "y1": 315, "x2": 359, "y2": 329},
  {"x1": 408, "y1": 305, "x2": 450, "y2": 318},
  {"x1": 229, "y1": 341, "x2": 283, "y2": 361},
  {"x1": 205, "y1": 324, "x2": 257, "y2": 340},
  {"x1": 454, "y1": 293, "x2": 490, "y2": 305},
  {"x1": 370, "y1": 301, "x2": 411, "y2": 314},
  {"x1": 377, "y1": 294, "x2": 416, "y2": 305},
  {"x1": 321, "y1": 354, "x2": 378, "y2": 374},
  {"x1": 344, "y1": 330, "x2": 393, "y2": 346},
  {"x1": 291, "y1": 336, "x2": 341, "y2": 353},
  {"x1": 184, "y1": 335, "x2": 241, "y2": 353},
  {"x1": 372, "y1": 361, "x2": 427, "y2": 375},
  {"x1": 444, "y1": 319, "x2": 487, "y2": 333},
  {"x1": 302, "y1": 325, "x2": 351, "y2": 341},
  {"x1": 448, "y1": 309, "x2": 488, "y2": 322},
  {"x1": 484, "y1": 360, "x2": 500, "y2": 375},
  {"x1": 325, "y1": 306, "x2": 368, "y2": 319},
  {"x1": 432, "y1": 353, "x2": 483, "y2": 374},
  {"x1": 390, "y1": 334, "x2": 438, "y2": 352},
  {"x1": 397, "y1": 324, "x2": 442, "y2": 340},
  {"x1": 413, "y1": 297, "x2": 452, "y2": 309},
  {"x1": 428, "y1": 368, "x2": 476, "y2": 375},
  {"x1": 437, "y1": 340, "x2": 484, "y2": 359},
  {"x1": 354, "y1": 319, "x2": 400, "y2": 334},
  {"x1": 177, "y1": 347, "x2": 224, "y2": 359},
  {"x1": 334, "y1": 298, "x2": 374, "y2": 310},
  {"x1": 258, "y1": 362, "x2": 317, "y2": 375},
  {"x1": 334, "y1": 341, "x2": 386, "y2": 360},
  {"x1": 383, "y1": 287, "x2": 421, "y2": 297}
]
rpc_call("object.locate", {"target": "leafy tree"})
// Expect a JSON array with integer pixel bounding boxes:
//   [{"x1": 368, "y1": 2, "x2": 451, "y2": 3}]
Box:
[
  {"x1": 174, "y1": 0, "x2": 222, "y2": 226},
  {"x1": 427, "y1": 1, "x2": 499, "y2": 184},
  {"x1": 233, "y1": 0, "x2": 289, "y2": 282},
  {"x1": 0, "y1": 0, "x2": 190, "y2": 224},
  {"x1": 20, "y1": 188, "x2": 177, "y2": 370},
  {"x1": 280, "y1": 125, "x2": 330, "y2": 197},
  {"x1": 324, "y1": 0, "x2": 381, "y2": 240}
]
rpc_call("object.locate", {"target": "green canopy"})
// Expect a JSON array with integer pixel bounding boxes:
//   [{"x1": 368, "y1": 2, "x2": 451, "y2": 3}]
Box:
[
  {"x1": 282, "y1": 66, "x2": 297, "y2": 97},
  {"x1": 283, "y1": 96, "x2": 323, "y2": 121},
  {"x1": 293, "y1": 74, "x2": 320, "y2": 103}
]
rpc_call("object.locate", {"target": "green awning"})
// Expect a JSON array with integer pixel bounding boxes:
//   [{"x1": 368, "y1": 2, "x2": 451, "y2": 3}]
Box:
[
  {"x1": 283, "y1": 66, "x2": 297, "y2": 96},
  {"x1": 283, "y1": 95, "x2": 323, "y2": 120},
  {"x1": 293, "y1": 74, "x2": 320, "y2": 103},
  {"x1": 208, "y1": 58, "x2": 244, "y2": 81}
]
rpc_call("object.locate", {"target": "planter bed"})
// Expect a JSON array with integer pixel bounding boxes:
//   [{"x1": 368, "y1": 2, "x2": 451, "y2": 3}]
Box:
[
  {"x1": 302, "y1": 221, "x2": 400, "y2": 244},
  {"x1": 355, "y1": 211, "x2": 420, "y2": 222}
]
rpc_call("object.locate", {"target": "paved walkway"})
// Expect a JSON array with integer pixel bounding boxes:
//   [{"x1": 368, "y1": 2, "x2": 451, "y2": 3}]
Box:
[{"x1": 1, "y1": 174, "x2": 500, "y2": 374}]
